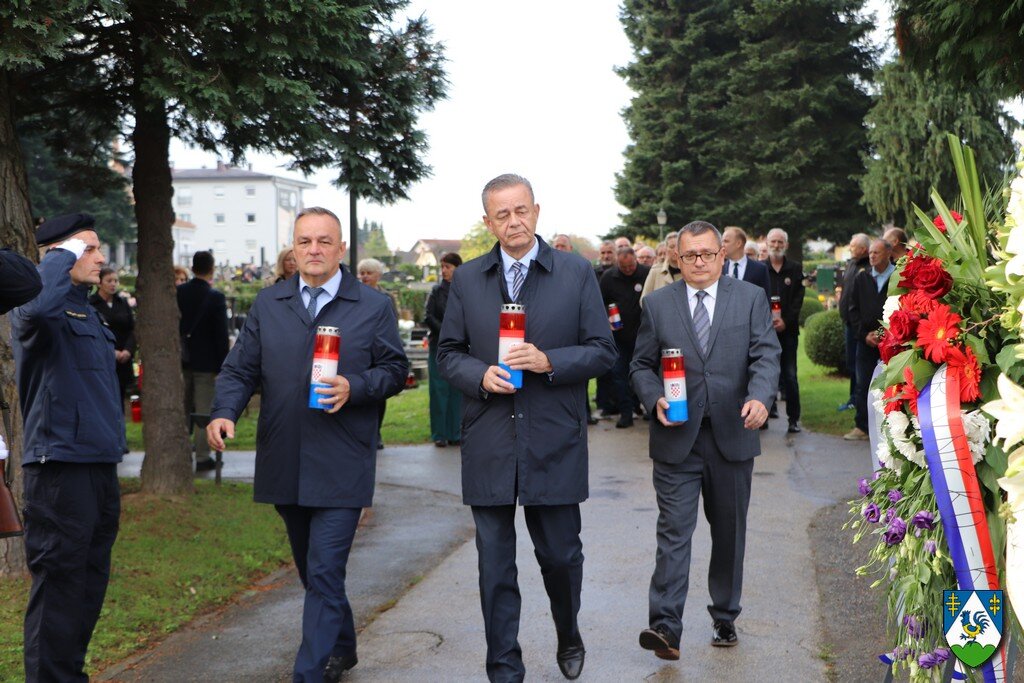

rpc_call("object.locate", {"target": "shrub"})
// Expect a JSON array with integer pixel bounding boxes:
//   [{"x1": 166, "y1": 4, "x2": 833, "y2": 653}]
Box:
[
  {"x1": 804, "y1": 310, "x2": 846, "y2": 373},
  {"x1": 799, "y1": 295, "x2": 824, "y2": 327}
]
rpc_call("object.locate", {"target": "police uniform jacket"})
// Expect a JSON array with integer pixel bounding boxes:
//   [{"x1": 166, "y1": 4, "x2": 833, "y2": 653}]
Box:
[
  {"x1": 436, "y1": 238, "x2": 617, "y2": 506},
  {"x1": 210, "y1": 268, "x2": 408, "y2": 508},
  {"x1": 12, "y1": 249, "x2": 125, "y2": 464},
  {"x1": 0, "y1": 248, "x2": 42, "y2": 314}
]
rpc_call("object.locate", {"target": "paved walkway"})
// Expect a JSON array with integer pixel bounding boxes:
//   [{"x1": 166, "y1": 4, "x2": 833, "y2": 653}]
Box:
[{"x1": 99, "y1": 415, "x2": 868, "y2": 682}]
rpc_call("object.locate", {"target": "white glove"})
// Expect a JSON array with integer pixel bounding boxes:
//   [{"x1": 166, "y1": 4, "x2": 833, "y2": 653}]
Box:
[
  {"x1": 0, "y1": 433, "x2": 7, "y2": 460},
  {"x1": 56, "y1": 238, "x2": 87, "y2": 259}
]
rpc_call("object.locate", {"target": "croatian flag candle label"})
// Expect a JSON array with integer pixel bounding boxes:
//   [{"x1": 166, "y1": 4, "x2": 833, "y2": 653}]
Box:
[
  {"x1": 608, "y1": 303, "x2": 623, "y2": 330},
  {"x1": 662, "y1": 348, "x2": 688, "y2": 423},
  {"x1": 309, "y1": 326, "x2": 340, "y2": 409},
  {"x1": 498, "y1": 304, "x2": 525, "y2": 389}
]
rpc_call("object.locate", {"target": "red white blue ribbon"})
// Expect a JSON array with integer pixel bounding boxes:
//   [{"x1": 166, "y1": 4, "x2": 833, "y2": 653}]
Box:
[{"x1": 919, "y1": 365, "x2": 1007, "y2": 682}]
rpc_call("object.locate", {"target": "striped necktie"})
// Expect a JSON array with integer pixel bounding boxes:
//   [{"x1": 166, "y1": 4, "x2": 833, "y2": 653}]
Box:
[
  {"x1": 305, "y1": 286, "x2": 324, "y2": 321},
  {"x1": 510, "y1": 261, "x2": 525, "y2": 301},
  {"x1": 693, "y1": 290, "x2": 710, "y2": 354}
]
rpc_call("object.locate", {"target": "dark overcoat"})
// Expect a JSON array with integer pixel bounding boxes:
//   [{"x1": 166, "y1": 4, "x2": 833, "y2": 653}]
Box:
[
  {"x1": 210, "y1": 268, "x2": 408, "y2": 508},
  {"x1": 436, "y1": 238, "x2": 616, "y2": 506}
]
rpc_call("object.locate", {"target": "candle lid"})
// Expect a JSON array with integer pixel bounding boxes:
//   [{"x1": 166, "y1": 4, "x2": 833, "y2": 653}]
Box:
[
  {"x1": 661, "y1": 348, "x2": 682, "y2": 357},
  {"x1": 501, "y1": 304, "x2": 525, "y2": 313},
  {"x1": 317, "y1": 325, "x2": 340, "y2": 336}
]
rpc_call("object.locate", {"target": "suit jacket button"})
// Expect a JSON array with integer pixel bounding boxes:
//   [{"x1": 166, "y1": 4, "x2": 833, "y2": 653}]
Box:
[
  {"x1": 698, "y1": 401, "x2": 704, "y2": 407},
  {"x1": 517, "y1": 413, "x2": 524, "y2": 419}
]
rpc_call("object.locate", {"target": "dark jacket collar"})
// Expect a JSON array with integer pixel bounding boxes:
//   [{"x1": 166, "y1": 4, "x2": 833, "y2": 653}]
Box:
[{"x1": 275, "y1": 265, "x2": 360, "y2": 302}]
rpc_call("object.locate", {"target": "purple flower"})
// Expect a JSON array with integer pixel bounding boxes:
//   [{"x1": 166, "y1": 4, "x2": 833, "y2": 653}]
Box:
[
  {"x1": 884, "y1": 517, "x2": 907, "y2": 546},
  {"x1": 918, "y1": 652, "x2": 938, "y2": 669},
  {"x1": 886, "y1": 508, "x2": 897, "y2": 523},
  {"x1": 863, "y1": 503, "x2": 881, "y2": 523},
  {"x1": 933, "y1": 648, "x2": 950, "y2": 663},
  {"x1": 912, "y1": 510, "x2": 935, "y2": 530},
  {"x1": 902, "y1": 615, "x2": 926, "y2": 638},
  {"x1": 858, "y1": 478, "x2": 871, "y2": 496},
  {"x1": 924, "y1": 539, "x2": 938, "y2": 555},
  {"x1": 873, "y1": 471, "x2": 883, "y2": 481},
  {"x1": 888, "y1": 489, "x2": 903, "y2": 503}
]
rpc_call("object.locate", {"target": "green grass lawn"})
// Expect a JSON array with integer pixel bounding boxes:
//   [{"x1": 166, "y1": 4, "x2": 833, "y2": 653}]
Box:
[
  {"x1": 127, "y1": 384, "x2": 431, "y2": 451},
  {"x1": 0, "y1": 480, "x2": 291, "y2": 682},
  {"x1": 797, "y1": 335, "x2": 853, "y2": 437}
]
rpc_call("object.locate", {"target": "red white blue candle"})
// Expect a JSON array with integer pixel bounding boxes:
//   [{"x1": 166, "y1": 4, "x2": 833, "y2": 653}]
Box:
[
  {"x1": 608, "y1": 303, "x2": 623, "y2": 330},
  {"x1": 498, "y1": 304, "x2": 525, "y2": 389},
  {"x1": 309, "y1": 325, "x2": 340, "y2": 409},
  {"x1": 662, "y1": 348, "x2": 688, "y2": 423}
]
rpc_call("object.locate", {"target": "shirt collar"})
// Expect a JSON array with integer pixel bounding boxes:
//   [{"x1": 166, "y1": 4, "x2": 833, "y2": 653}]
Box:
[
  {"x1": 729, "y1": 255, "x2": 748, "y2": 269},
  {"x1": 299, "y1": 266, "x2": 342, "y2": 299},
  {"x1": 499, "y1": 238, "x2": 540, "y2": 274},
  {"x1": 872, "y1": 263, "x2": 895, "y2": 279},
  {"x1": 685, "y1": 278, "x2": 720, "y2": 301}
]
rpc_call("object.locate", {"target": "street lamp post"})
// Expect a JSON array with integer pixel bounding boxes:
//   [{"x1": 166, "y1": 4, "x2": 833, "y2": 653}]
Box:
[{"x1": 656, "y1": 208, "x2": 667, "y2": 241}]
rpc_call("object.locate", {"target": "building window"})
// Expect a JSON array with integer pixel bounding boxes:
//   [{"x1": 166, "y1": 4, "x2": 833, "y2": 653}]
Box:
[
  {"x1": 245, "y1": 239, "x2": 258, "y2": 252},
  {"x1": 214, "y1": 185, "x2": 225, "y2": 199},
  {"x1": 214, "y1": 213, "x2": 225, "y2": 224},
  {"x1": 177, "y1": 188, "x2": 192, "y2": 206},
  {"x1": 278, "y1": 189, "x2": 297, "y2": 209},
  {"x1": 177, "y1": 213, "x2": 191, "y2": 223},
  {"x1": 246, "y1": 213, "x2": 256, "y2": 224},
  {"x1": 245, "y1": 185, "x2": 256, "y2": 197}
]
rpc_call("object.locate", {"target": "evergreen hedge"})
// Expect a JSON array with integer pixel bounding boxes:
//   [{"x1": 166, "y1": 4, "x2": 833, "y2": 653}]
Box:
[{"x1": 803, "y1": 310, "x2": 846, "y2": 374}]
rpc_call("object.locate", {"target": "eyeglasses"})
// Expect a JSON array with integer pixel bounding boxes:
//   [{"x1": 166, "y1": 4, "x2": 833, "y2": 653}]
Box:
[{"x1": 679, "y1": 250, "x2": 721, "y2": 264}]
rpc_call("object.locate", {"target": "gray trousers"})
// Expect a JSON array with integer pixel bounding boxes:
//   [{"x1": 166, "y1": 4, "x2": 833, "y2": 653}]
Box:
[
  {"x1": 184, "y1": 369, "x2": 217, "y2": 463},
  {"x1": 649, "y1": 426, "x2": 753, "y2": 641}
]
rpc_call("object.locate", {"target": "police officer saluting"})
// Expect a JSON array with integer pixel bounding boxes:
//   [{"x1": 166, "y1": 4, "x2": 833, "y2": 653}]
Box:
[{"x1": 12, "y1": 213, "x2": 125, "y2": 682}]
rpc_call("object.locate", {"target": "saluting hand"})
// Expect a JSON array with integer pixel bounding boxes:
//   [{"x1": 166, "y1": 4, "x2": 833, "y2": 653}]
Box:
[
  {"x1": 482, "y1": 365, "x2": 517, "y2": 394},
  {"x1": 314, "y1": 375, "x2": 351, "y2": 414},
  {"x1": 207, "y1": 418, "x2": 235, "y2": 451},
  {"x1": 502, "y1": 343, "x2": 553, "y2": 374},
  {"x1": 740, "y1": 399, "x2": 768, "y2": 430}
]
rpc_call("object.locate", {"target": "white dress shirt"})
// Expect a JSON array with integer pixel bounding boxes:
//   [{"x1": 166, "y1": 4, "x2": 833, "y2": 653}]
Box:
[
  {"x1": 299, "y1": 267, "x2": 342, "y2": 318},
  {"x1": 726, "y1": 255, "x2": 749, "y2": 281}
]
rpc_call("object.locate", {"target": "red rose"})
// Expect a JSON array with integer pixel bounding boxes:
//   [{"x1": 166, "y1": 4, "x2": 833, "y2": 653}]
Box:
[
  {"x1": 932, "y1": 211, "x2": 963, "y2": 234},
  {"x1": 878, "y1": 333, "x2": 906, "y2": 363},
  {"x1": 899, "y1": 255, "x2": 952, "y2": 299},
  {"x1": 887, "y1": 309, "x2": 920, "y2": 343}
]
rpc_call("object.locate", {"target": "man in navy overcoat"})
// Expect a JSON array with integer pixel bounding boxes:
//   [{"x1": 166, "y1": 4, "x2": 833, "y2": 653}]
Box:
[
  {"x1": 437, "y1": 174, "x2": 616, "y2": 682},
  {"x1": 207, "y1": 207, "x2": 407, "y2": 683}
]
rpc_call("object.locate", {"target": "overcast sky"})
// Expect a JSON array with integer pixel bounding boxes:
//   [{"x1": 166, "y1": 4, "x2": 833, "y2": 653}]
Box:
[{"x1": 169, "y1": 0, "x2": 1019, "y2": 252}]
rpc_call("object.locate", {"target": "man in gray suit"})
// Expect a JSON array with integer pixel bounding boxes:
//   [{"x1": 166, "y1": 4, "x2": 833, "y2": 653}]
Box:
[{"x1": 630, "y1": 221, "x2": 780, "y2": 658}]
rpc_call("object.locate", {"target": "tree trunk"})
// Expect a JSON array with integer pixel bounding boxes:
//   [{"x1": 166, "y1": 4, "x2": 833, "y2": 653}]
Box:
[
  {"x1": 132, "y1": 93, "x2": 192, "y2": 495},
  {"x1": 0, "y1": 69, "x2": 39, "y2": 576},
  {"x1": 349, "y1": 188, "x2": 358, "y2": 271}
]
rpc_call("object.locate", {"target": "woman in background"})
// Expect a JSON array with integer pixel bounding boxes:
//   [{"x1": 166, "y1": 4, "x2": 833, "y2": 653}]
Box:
[
  {"x1": 423, "y1": 252, "x2": 462, "y2": 447},
  {"x1": 90, "y1": 267, "x2": 136, "y2": 403},
  {"x1": 174, "y1": 265, "x2": 189, "y2": 286},
  {"x1": 274, "y1": 247, "x2": 298, "y2": 283}
]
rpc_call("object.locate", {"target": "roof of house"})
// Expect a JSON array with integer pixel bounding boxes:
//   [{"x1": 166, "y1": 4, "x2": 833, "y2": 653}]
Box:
[
  {"x1": 413, "y1": 239, "x2": 462, "y2": 254},
  {"x1": 172, "y1": 163, "x2": 315, "y2": 188}
]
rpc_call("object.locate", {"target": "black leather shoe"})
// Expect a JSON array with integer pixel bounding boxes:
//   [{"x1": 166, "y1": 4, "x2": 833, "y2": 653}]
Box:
[
  {"x1": 615, "y1": 415, "x2": 633, "y2": 429},
  {"x1": 712, "y1": 620, "x2": 738, "y2": 647},
  {"x1": 434, "y1": 440, "x2": 447, "y2": 447},
  {"x1": 556, "y1": 643, "x2": 585, "y2": 679},
  {"x1": 195, "y1": 459, "x2": 218, "y2": 472},
  {"x1": 768, "y1": 406, "x2": 779, "y2": 419},
  {"x1": 447, "y1": 439, "x2": 460, "y2": 446},
  {"x1": 787, "y1": 422, "x2": 802, "y2": 434},
  {"x1": 639, "y1": 625, "x2": 680, "y2": 660},
  {"x1": 323, "y1": 652, "x2": 358, "y2": 682},
  {"x1": 586, "y1": 415, "x2": 599, "y2": 425}
]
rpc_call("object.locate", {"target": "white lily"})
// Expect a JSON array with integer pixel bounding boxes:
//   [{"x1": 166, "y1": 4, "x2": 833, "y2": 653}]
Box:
[{"x1": 983, "y1": 374, "x2": 1024, "y2": 453}]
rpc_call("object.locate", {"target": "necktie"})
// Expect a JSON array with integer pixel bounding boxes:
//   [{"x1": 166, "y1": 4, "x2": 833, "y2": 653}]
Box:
[
  {"x1": 305, "y1": 286, "x2": 324, "y2": 321},
  {"x1": 693, "y1": 290, "x2": 710, "y2": 354},
  {"x1": 510, "y1": 261, "x2": 525, "y2": 301},
  {"x1": 732, "y1": 262, "x2": 739, "y2": 279}
]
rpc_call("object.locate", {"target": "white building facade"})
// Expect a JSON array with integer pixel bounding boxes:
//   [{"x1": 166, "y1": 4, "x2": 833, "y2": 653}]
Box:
[{"x1": 171, "y1": 163, "x2": 315, "y2": 267}]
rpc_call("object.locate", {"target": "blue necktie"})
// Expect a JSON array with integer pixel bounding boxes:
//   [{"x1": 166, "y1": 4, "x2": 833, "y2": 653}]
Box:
[
  {"x1": 305, "y1": 286, "x2": 324, "y2": 321},
  {"x1": 693, "y1": 290, "x2": 710, "y2": 354},
  {"x1": 510, "y1": 261, "x2": 525, "y2": 301},
  {"x1": 733, "y1": 262, "x2": 739, "y2": 279}
]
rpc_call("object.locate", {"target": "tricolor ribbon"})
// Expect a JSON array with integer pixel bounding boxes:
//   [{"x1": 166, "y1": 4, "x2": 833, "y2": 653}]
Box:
[{"x1": 919, "y1": 365, "x2": 1008, "y2": 682}]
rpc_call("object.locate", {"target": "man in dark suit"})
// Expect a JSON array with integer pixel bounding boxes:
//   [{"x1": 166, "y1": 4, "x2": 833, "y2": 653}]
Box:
[
  {"x1": 207, "y1": 207, "x2": 407, "y2": 682},
  {"x1": 837, "y1": 233, "x2": 871, "y2": 418},
  {"x1": 437, "y1": 174, "x2": 616, "y2": 682},
  {"x1": 178, "y1": 250, "x2": 229, "y2": 471},
  {"x1": 721, "y1": 226, "x2": 770, "y2": 298},
  {"x1": 630, "y1": 221, "x2": 780, "y2": 659},
  {"x1": 600, "y1": 246, "x2": 650, "y2": 428},
  {"x1": 847, "y1": 238, "x2": 894, "y2": 442},
  {"x1": 765, "y1": 228, "x2": 805, "y2": 433}
]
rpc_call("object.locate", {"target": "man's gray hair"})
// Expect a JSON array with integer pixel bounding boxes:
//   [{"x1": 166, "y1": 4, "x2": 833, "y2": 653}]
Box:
[
  {"x1": 481, "y1": 173, "x2": 534, "y2": 211},
  {"x1": 357, "y1": 257, "x2": 384, "y2": 274},
  {"x1": 296, "y1": 206, "x2": 342, "y2": 228},
  {"x1": 872, "y1": 237, "x2": 893, "y2": 251},
  {"x1": 600, "y1": 240, "x2": 614, "y2": 248},
  {"x1": 850, "y1": 232, "x2": 871, "y2": 250},
  {"x1": 616, "y1": 246, "x2": 636, "y2": 257},
  {"x1": 767, "y1": 227, "x2": 789, "y2": 243},
  {"x1": 676, "y1": 221, "x2": 723, "y2": 248}
]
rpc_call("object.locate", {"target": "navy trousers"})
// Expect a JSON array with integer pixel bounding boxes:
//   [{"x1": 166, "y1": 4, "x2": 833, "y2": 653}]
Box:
[
  {"x1": 276, "y1": 505, "x2": 362, "y2": 683},
  {"x1": 23, "y1": 462, "x2": 120, "y2": 683},
  {"x1": 471, "y1": 504, "x2": 584, "y2": 683},
  {"x1": 844, "y1": 323, "x2": 858, "y2": 403},
  {"x1": 855, "y1": 341, "x2": 881, "y2": 433}
]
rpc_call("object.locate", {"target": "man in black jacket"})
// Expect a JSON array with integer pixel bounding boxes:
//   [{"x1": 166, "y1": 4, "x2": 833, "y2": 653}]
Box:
[
  {"x1": 178, "y1": 250, "x2": 229, "y2": 471},
  {"x1": 765, "y1": 229, "x2": 805, "y2": 433},
  {"x1": 847, "y1": 239, "x2": 894, "y2": 441},
  {"x1": 0, "y1": 248, "x2": 42, "y2": 312},
  {"x1": 837, "y1": 234, "x2": 870, "y2": 413},
  {"x1": 600, "y1": 247, "x2": 650, "y2": 427}
]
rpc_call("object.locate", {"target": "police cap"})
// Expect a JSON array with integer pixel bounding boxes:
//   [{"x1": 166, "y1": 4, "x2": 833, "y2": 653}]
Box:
[{"x1": 35, "y1": 213, "x2": 96, "y2": 246}]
